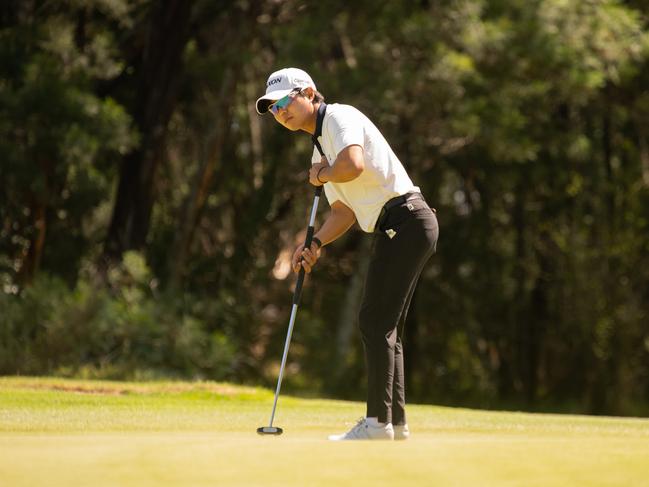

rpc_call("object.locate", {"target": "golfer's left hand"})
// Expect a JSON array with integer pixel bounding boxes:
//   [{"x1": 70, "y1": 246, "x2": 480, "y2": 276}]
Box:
[
  {"x1": 291, "y1": 241, "x2": 321, "y2": 274},
  {"x1": 309, "y1": 159, "x2": 329, "y2": 186}
]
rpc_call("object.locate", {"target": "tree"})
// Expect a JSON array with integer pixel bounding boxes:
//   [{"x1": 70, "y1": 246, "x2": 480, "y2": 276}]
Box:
[{"x1": 103, "y1": 0, "x2": 194, "y2": 260}]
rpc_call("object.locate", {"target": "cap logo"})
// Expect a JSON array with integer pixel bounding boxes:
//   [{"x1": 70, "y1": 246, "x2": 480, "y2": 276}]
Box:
[{"x1": 267, "y1": 77, "x2": 283, "y2": 87}]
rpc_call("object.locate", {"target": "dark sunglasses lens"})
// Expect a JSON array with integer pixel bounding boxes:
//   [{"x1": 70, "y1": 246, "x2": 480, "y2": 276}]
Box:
[
  {"x1": 270, "y1": 93, "x2": 296, "y2": 114},
  {"x1": 276, "y1": 95, "x2": 291, "y2": 108}
]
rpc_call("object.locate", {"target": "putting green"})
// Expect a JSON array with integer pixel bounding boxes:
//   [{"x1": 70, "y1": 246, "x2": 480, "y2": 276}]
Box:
[{"x1": 1, "y1": 377, "x2": 647, "y2": 486}]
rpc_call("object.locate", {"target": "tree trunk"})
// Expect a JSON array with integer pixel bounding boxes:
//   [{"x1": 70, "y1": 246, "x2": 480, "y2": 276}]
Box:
[
  {"x1": 17, "y1": 201, "x2": 46, "y2": 285},
  {"x1": 104, "y1": 0, "x2": 194, "y2": 260},
  {"x1": 403, "y1": 286, "x2": 420, "y2": 396},
  {"x1": 640, "y1": 134, "x2": 649, "y2": 187},
  {"x1": 167, "y1": 70, "x2": 235, "y2": 289},
  {"x1": 17, "y1": 155, "x2": 54, "y2": 285},
  {"x1": 524, "y1": 235, "x2": 552, "y2": 406},
  {"x1": 332, "y1": 236, "x2": 373, "y2": 387},
  {"x1": 506, "y1": 176, "x2": 527, "y2": 399}
]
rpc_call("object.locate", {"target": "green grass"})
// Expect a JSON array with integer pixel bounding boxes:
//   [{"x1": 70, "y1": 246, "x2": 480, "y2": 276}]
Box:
[{"x1": 1, "y1": 377, "x2": 648, "y2": 486}]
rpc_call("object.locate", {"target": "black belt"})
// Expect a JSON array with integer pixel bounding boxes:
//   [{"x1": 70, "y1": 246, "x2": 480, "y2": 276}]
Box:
[{"x1": 375, "y1": 192, "x2": 424, "y2": 233}]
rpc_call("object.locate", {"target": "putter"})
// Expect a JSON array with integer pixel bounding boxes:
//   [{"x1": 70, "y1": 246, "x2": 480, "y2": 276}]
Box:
[{"x1": 257, "y1": 185, "x2": 323, "y2": 436}]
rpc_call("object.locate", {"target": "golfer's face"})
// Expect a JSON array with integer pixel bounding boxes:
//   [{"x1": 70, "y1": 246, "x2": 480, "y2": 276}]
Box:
[{"x1": 272, "y1": 92, "x2": 311, "y2": 131}]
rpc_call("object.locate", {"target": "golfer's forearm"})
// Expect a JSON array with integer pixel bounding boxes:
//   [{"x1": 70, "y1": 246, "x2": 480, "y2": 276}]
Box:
[
  {"x1": 323, "y1": 160, "x2": 362, "y2": 183},
  {"x1": 321, "y1": 145, "x2": 364, "y2": 183},
  {"x1": 314, "y1": 207, "x2": 356, "y2": 246}
]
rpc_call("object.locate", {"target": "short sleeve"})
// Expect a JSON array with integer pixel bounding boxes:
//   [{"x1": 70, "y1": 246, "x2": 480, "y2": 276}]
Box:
[
  {"x1": 323, "y1": 182, "x2": 341, "y2": 206},
  {"x1": 328, "y1": 109, "x2": 364, "y2": 157},
  {"x1": 311, "y1": 146, "x2": 339, "y2": 206}
]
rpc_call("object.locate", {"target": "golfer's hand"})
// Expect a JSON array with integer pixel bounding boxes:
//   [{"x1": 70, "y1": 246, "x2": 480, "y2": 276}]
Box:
[
  {"x1": 309, "y1": 158, "x2": 329, "y2": 186},
  {"x1": 291, "y1": 241, "x2": 321, "y2": 274}
]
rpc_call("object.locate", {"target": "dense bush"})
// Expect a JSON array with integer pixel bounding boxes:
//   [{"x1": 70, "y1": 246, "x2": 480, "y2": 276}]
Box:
[
  {"x1": 1, "y1": 1, "x2": 648, "y2": 415},
  {"x1": 0, "y1": 252, "x2": 236, "y2": 380}
]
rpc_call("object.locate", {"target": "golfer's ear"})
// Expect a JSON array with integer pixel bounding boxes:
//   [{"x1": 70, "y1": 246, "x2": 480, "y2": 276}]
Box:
[{"x1": 304, "y1": 87, "x2": 315, "y2": 100}]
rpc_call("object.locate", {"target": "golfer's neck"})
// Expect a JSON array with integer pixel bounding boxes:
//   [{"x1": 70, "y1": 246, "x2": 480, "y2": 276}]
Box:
[{"x1": 301, "y1": 103, "x2": 320, "y2": 135}]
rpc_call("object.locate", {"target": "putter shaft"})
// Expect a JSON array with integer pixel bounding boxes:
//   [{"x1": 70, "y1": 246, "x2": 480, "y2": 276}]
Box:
[
  {"x1": 268, "y1": 303, "x2": 299, "y2": 427},
  {"x1": 263, "y1": 186, "x2": 322, "y2": 431}
]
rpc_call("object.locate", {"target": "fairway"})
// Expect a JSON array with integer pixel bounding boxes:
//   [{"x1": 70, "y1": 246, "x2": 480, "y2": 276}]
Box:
[{"x1": 0, "y1": 377, "x2": 647, "y2": 487}]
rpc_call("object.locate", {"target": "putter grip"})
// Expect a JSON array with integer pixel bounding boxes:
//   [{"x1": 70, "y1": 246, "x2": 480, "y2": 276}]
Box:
[
  {"x1": 293, "y1": 227, "x2": 314, "y2": 306},
  {"x1": 292, "y1": 186, "x2": 322, "y2": 305},
  {"x1": 293, "y1": 268, "x2": 306, "y2": 305}
]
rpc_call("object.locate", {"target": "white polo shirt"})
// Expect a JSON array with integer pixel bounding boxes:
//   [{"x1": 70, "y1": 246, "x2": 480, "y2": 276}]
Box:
[{"x1": 311, "y1": 103, "x2": 419, "y2": 232}]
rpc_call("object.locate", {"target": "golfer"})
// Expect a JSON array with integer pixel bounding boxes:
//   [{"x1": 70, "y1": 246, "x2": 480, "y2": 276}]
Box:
[{"x1": 256, "y1": 68, "x2": 438, "y2": 440}]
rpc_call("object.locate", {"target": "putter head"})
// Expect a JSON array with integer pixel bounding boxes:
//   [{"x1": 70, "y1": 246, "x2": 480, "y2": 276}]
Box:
[{"x1": 257, "y1": 426, "x2": 283, "y2": 435}]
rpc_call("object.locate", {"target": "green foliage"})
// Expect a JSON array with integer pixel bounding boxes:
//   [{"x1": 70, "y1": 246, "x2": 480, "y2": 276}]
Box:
[
  {"x1": 1, "y1": 0, "x2": 648, "y2": 415},
  {"x1": 0, "y1": 2, "x2": 137, "y2": 283},
  {"x1": 0, "y1": 252, "x2": 235, "y2": 380}
]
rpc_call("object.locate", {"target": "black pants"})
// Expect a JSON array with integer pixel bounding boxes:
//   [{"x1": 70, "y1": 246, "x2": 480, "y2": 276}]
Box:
[{"x1": 359, "y1": 195, "x2": 438, "y2": 425}]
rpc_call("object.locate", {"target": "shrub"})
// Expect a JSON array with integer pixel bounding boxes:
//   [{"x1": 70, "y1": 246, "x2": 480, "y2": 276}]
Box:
[{"x1": 0, "y1": 252, "x2": 236, "y2": 380}]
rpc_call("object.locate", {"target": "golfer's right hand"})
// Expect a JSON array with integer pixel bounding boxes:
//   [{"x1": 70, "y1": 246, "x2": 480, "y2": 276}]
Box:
[{"x1": 291, "y1": 241, "x2": 321, "y2": 274}]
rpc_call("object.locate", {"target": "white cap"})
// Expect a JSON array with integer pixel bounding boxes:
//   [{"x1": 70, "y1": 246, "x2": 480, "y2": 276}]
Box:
[{"x1": 255, "y1": 67, "x2": 316, "y2": 114}]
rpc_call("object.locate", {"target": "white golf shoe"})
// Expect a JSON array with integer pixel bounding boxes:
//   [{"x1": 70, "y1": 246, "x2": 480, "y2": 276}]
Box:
[
  {"x1": 328, "y1": 418, "x2": 394, "y2": 441},
  {"x1": 393, "y1": 423, "x2": 410, "y2": 440}
]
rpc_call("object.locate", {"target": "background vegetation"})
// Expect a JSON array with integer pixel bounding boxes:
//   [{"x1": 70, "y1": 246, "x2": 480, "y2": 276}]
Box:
[{"x1": 1, "y1": 0, "x2": 648, "y2": 416}]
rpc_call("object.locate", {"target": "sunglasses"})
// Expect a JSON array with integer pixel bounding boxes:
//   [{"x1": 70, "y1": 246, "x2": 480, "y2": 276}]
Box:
[{"x1": 269, "y1": 89, "x2": 302, "y2": 115}]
